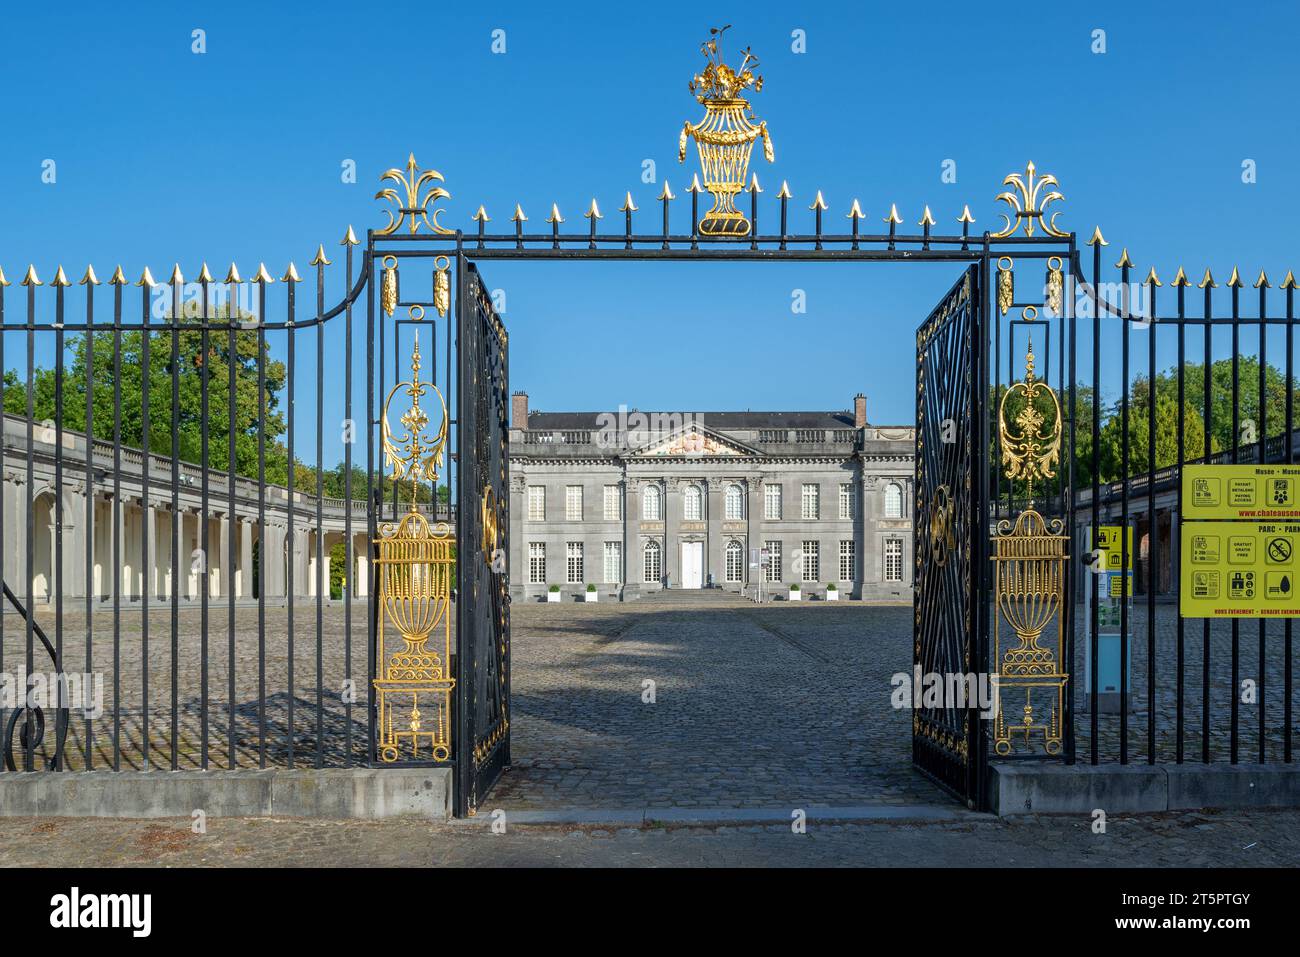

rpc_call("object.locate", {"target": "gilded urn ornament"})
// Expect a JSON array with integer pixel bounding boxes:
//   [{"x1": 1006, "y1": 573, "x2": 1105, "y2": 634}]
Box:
[{"x1": 678, "y1": 25, "x2": 774, "y2": 237}]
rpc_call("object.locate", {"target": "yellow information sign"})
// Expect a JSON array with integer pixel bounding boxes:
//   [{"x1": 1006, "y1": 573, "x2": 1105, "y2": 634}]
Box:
[
  {"x1": 1095, "y1": 526, "x2": 1134, "y2": 572},
  {"x1": 1183, "y1": 464, "x2": 1300, "y2": 520},
  {"x1": 1180, "y1": 520, "x2": 1300, "y2": 617}
]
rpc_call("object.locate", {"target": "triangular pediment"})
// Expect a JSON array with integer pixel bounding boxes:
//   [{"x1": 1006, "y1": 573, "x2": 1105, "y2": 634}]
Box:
[{"x1": 632, "y1": 424, "x2": 755, "y2": 457}]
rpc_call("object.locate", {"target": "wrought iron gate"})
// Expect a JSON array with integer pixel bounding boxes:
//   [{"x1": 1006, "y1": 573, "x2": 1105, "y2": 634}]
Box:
[
  {"x1": 454, "y1": 263, "x2": 511, "y2": 816},
  {"x1": 913, "y1": 265, "x2": 986, "y2": 806}
]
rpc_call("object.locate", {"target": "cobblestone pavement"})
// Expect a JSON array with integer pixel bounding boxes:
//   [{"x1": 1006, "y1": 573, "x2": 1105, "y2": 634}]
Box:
[
  {"x1": 0, "y1": 808, "x2": 1296, "y2": 867},
  {"x1": 494, "y1": 598, "x2": 941, "y2": 808},
  {"x1": 3, "y1": 597, "x2": 1297, "y2": 795}
]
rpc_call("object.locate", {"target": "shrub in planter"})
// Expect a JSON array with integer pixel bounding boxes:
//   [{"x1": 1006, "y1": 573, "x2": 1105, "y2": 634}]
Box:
[
  {"x1": 547, "y1": 584, "x2": 561, "y2": 603},
  {"x1": 585, "y1": 583, "x2": 599, "y2": 602},
  {"x1": 826, "y1": 582, "x2": 839, "y2": 601},
  {"x1": 788, "y1": 583, "x2": 801, "y2": 602}
]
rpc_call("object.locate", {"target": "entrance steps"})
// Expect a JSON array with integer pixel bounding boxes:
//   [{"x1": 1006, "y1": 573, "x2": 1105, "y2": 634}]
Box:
[{"x1": 638, "y1": 588, "x2": 752, "y2": 605}]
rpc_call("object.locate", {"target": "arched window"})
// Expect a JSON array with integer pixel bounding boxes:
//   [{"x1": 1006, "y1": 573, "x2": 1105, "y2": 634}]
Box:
[
  {"x1": 642, "y1": 484, "x2": 662, "y2": 521},
  {"x1": 725, "y1": 484, "x2": 744, "y2": 520},
  {"x1": 643, "y1": 540, "x2": 662, "y2": 583},
  {"x1": 725, "y1": 540, "x2": 744, "y2": 582},
  {"x1": 683, "y1": 484, "x2": 702, "y2": 521},
  {"x1": 883, "y1": 482, "x2": 903, "y2": 519}
]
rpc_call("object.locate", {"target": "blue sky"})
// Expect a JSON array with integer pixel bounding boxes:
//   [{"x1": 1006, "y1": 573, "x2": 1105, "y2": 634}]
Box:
[{"x1": 3, "y1": 0, "x2": 1299, "y2": 466}]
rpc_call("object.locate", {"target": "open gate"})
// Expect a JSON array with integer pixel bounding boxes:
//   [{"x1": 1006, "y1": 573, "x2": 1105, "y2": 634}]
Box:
[
  {"x1": 913, "y1": 265, "x2": 987, "y2": 807},
  {"x1": 454, "y1": 263, "x2": 511, "y2": 816}
]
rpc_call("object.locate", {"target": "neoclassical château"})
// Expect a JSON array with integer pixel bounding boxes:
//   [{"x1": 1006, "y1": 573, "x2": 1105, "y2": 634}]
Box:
[{"x1": 506, "y1": 392, "x2": 917, "y2": 602}]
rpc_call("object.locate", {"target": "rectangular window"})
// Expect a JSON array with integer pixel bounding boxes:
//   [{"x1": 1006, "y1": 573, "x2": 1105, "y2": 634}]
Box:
[
  {"x1": 884, "y1": 540, "x2": 903, "y2": 582},
  {"x1": 565, "y1": 485, "x2": 583, "y2": 522},
  {"x1": 528, "y1": 486, "x2": 545, "y2": 522},
  {"x1": 643, "y1": 542, "x2": 661, "y2": 583},
  {"x1": 725, "y1": 543, "x2": 744, "y2": 582},
  {"x1": 839, "y1": 539, "x2": 856, "y2": 582},
  {"x1": 603, "y1": 541, "x2": 622, "y2": 584},
  {"x1": 528, "y1": 542, "x2": 546, "y2": 584},
  {"x1": 603, "y1": 485, "x2": 622, "y2": 521},
  {"x1": 801, "y1": 540, "x2": 820, "y2": 582},
  {"x1": 763, "y1": 541, "x2": 782, "y2": 582},
  {"x1": 566, "y1": 542, "x2": 584, "y2": 584},
  {"x1": 801, "y1": 484, "x2": 820, "y2": 520},
  {"x1": 764, "y1": 484, "x2": 782, "y2": 520},
  {"x1": 839, "y1": 483, "x2": 856, "y2": 520}
]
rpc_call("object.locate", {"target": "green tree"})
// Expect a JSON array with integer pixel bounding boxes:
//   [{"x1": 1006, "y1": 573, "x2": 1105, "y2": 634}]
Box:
[{"x1": 1096, "y1": 374, "x2": 1210, "y2": 482}]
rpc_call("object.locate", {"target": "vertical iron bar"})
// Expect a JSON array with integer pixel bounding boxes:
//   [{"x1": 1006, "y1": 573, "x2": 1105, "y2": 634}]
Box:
[
  {"x1": 1230, "y1": 280, "x2": 1240, "y2": 764},
  {"x1": 170, "y1": 278, "x2": 181, "y2": 769},
  {"x1": 286, "y1": 281, "x2": 296, "y2": 769},
  {"x1": 257, "y1": 282, "x2": 267, "y2": 767},
  {"x1": 1089, "y1": 244, "x2": 1101, "y2": 763},
  {"x1": 54, "y1": 279, "x2": 65, "y2": 770},
  {"x1": 24, "y1": 277, "x2": 36, "y2": 772},
  {"x1": 139, "y1": 278, "x2": 150, "y2": 770},
  {"x1": 84, "y1": 276, "x2": 96, "y2": 770},
  {"x1": 1202, "y1": 281, "x2": 1213, "y2": 763},
  {"x1": 1286, "y1": 279, "x2": 1295, "y2": 763},
  {"x1": 227, "y1": 289, "x2": 237, "y2": 769},
  {"x1": 111, "y1": 278, "x2": 122, "y2": 771},
  {"x1": 1146, "y1": 275, "x2": 1157, "y2": 764},
  {"x1": 1257, "y1": 281, "x2": 1267, "y2": 763},
  {"x1": 200, "y1": 283, "x2": 210, "y2": 769},
  {"x1": 344, "y1": 244, "x2": 355, "y2": 766},
  {"x1": 316, "y1": 262, "x2": 325, "y2": 768},
  {"x1": 1064, "y1": 238, "x2": 1077, "y2": 765},
  {"x1": 366, "y1": 234, "x2": 377, "y2": 765},
  {"x1": 1119, "y1": 255, "x2": 1130, "y2": 765},
  {"x1": 1176, "y1": 278, "x2": 1186, "y2": 763}
]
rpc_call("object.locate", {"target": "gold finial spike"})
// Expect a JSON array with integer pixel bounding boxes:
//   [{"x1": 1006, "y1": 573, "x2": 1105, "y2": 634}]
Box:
[
  {"x1": 108, "y1": 265, "x2": 127, "y2": 286},
  {"x1": 883, "y1": 204, "x2": 903, "y2": 226},
  {"x1": 511, "y1": 203, "x2": 528, "y2": 223},
  {"x1": 1281, "y1": 270, "x2": 1298, "y2": 290},
  {"x1": 224, "y1": 263, "x2": 243, "y2": 284},
  {"x1": 1254, "y1": 269, "x2": 1270, "y2": 289},
  {"x1": 79, "y1": 265, "x2": 100, "y2": 286},
  {"x1": 1144, "y1": 266, "x2": 1162, "y2": 287},
  {"x1": 1226, "y1": 266, "x2": 1244, "y2": 288},
  {"x1": 1170, "y1": 267, "x2": 1191, "y2": 287},
  {"x1": 846, "y1": 199, "x2": 866, "y2": 220},
  {"x1": 51, "y1": 266, "x2": 71, "y2": 287},
  {"x1": 1087, "y1": 226, "x2": 1108, "y2": 247},
  {"x1": 472, "y1": 205, "x2": 490, "y2": 223},
  {"x1": 340, "y1": 225, "x2": 360, "y2": 247},
  {"x1": 21, "y1": 265, "x2": 41, "y2": 286},
  {"x1": 918, "y1": 206, "x2": 936, "y2": 228},
  {"x1": 658, "y1": 182, "x2": 676, "y2": 202},
  {"x1": 1198, "y1": 268, "x2": 1217, "y2": 289},
  {"x1": 309, "y1": 245, "x2": 331, "y2": 267},
  {"x1": 196, "y1": 262, "x2": 214, "y2": 283},
  {"x1": 250, "y1": 263, "x2": 275, "y2": 284},
  {"x1": 136, "y1": 266, "x2": 157, "y2": 288},
  {"x1": 168, "y1": 263, "x2": 184, "y2": 285},
  {"x1": 282, "y1": 262, "x2": 303, "y2": 283},
  {"x1": 584, "y1": 198, "x2": 602, "y2": 220},
  {"x1": 1114, "y1": 248, "x2": 1134, "y2": 269},
  {"x1": 776, "y1": 180, "x2": 792, "y2": 200},
  {"x1": 748, "y1": 173, "x2": 762, "y2": 193},
  {"x1": 0, "y1": 266, "x2": 9, "y2": 287},
  {"x1": 809, "y1": 190, "x2": 828, "y2": 212},
  {"x1": 545, "y1": 203, "x2": 564, "y2": 224},
  {"x1": 957, "y1": 205, "x2": 975, "y2": 225},
  {"x1": 686, "y1": 174, "x2": 704, "y2": 194},
  {"x1": 619, "y1": 191, "x2": 638, "y2": 213}
]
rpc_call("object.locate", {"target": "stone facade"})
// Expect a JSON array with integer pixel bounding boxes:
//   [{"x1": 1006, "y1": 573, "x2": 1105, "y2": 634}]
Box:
[{"x1": 508, "y1": 392, "x2": 916, "y2": 602}]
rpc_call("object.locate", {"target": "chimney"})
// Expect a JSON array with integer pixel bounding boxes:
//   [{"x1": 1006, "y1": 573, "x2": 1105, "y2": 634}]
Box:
[
  {"x1": 511, "y1": 391, "x2": 529, "y2": 428},
  {"x1": 853, "y1": 393, "x2": 867, "y2": 429}
]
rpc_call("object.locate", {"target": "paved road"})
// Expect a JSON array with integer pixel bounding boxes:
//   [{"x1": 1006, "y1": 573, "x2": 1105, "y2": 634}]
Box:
[{"x1": 1, "y1": 808, "x2": 1295, "y2": 867}]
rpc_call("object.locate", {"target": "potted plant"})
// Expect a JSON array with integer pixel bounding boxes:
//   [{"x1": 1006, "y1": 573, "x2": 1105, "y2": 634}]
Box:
[
  {"x1": 826, "y1": 582, "x2": 839, "y2": 601},
  {"x1": 585, "y1": 583, "x2": 599, "y2": 603},
  {"x1": 547, "y1": 584, "x2": 561, "y2": 603},
  {"x1": 788, "y1": 583, "x2": 800, "y2": 602}
]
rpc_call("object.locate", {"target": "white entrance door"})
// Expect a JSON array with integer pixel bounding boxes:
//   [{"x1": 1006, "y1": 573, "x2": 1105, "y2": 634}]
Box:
[{"x1": 681, "y1": 541, "x2": 704, "y2": 589}]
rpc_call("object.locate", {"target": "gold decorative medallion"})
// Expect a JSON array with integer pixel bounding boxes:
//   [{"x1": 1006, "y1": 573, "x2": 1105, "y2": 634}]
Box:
[
  {"x1": 990, "y1": 161, "x2": 1067, "y2": 239},
  {"x1": 375, "y1": 153, "x2": 454, "y2": 236},
  {"x1": 678, "y1": 26, "x2": 774, "y2": 237},
  {"x1": 991, "y1": 333, "x2": 1069, "y2": 756},
  {"x1": 374, "y1": 325, "x2": 454, "y2": 763},
  {"x1": 929, "y1": 484, "x2": 956, "y2": 567}
]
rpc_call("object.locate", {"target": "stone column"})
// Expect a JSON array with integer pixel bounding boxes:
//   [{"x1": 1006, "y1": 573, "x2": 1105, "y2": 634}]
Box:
[
  {"x1": 144, "y1": 502, "x2": 158, "y2": 599},
  {"x1": 353, "y1": 532, "x2": 369, "y2": 598},
  {"x1": 747, "y1": 477, "x2": 761, "y2": 590},
  {"x1": 239, "y1": 518, "x2": 253, "y2": 598},
  {"x1": 663, "y1": 478, "x2": 676, "y2": 587},
  {"x1": 509, "y1": 475, "x2": 526, "y2": 599},
  {"x1": 706, "y1": 478, "x2": 724, "y2": 587},
  {"x1": 115, "y1": 495, "x2": 128, "y2": 600}
]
